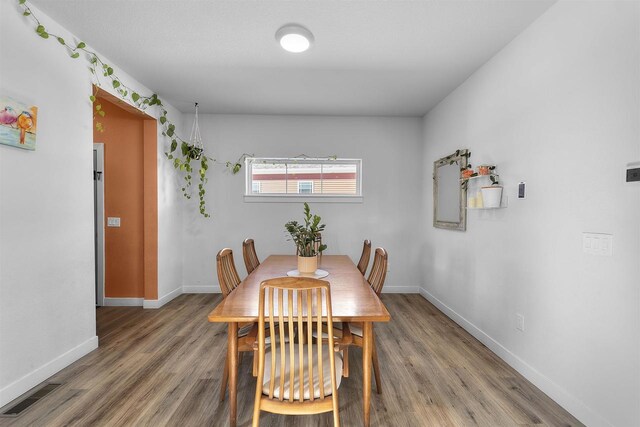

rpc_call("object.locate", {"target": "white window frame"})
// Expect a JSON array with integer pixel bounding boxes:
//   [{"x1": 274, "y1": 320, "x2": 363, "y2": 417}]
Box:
[
  {"x1": 252, "y1": 181, "x2": 261, "y2": 194},
  {"x1": 244, "y1": 157, "x2": 363, "y2": 203}
]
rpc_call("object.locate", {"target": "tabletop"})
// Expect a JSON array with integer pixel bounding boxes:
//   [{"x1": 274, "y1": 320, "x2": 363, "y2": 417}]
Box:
[{"x1": 208, "y1": 255, "x2": 391, "y2": 323}]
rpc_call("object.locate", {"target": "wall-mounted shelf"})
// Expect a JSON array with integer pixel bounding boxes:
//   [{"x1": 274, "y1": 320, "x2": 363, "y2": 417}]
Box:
[
  {"x1": 460, "y1": 174, "x2": 497, "y2": 182},
  {"x1": 464, "y1": 168, "x2": 507, "y2": 209},
  {"x1": 466, "y1": 206, "x2": 506, "y2": 210}
]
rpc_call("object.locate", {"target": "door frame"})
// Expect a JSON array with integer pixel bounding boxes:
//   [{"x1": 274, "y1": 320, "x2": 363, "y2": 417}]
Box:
[{"x1": 93, "y1": 143, "x2": 105, "y2": 307}]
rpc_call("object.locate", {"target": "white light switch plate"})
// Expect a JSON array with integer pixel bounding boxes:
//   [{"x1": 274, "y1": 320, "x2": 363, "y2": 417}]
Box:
[
  {"x1": 107, "y1": 217, "x2": 121, "y2": 227},
  {"x1": 582, "y1": 233, "x2": 612, "y2": 256}
]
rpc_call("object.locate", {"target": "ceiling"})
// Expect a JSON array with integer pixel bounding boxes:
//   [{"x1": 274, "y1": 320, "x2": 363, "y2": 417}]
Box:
[{"x1": 31, "y1": 0, "x2": 555, "y2": 116}]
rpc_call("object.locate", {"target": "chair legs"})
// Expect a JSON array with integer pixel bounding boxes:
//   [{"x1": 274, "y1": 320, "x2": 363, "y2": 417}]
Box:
[
  {"x1": 221, "y1": 350, "x2": 249, "y2": 401},
  {"x1": 344, "y1": 329, "x2": 381, "y2": 393},
  {"x1": 343, "y1": 348, "x2": 349, "y2": 377},
  {"x1": 220, "y1": 357, "x2": 229, "y2": 401},
  {"x1": 253, "y1": 350, "x2": 258, "y2": 376},
  {"x1": 371, "y1": 333, "x2": 382, "y2": 394}
]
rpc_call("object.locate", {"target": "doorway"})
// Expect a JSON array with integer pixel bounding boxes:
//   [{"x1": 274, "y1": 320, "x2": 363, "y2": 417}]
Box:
[
  {"x1": 92, "y1": 87, "x2": 158, "y2": 306},
  {"x1": 93, "y1": 143, "x2": 105, "y2": 306}
]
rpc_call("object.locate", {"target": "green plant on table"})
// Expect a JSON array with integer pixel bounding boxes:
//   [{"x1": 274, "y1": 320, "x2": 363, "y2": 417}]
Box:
[{"x1": 285, "y1": 203, "x2": 328, "y2": 257}]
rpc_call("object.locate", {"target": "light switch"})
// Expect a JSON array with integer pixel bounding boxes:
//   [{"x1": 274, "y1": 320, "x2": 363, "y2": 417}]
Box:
[
  {"x1": 583, "y1": 233, "x2": 612, "y2": 256},
  {"x1": 107, "y1": 217, "x2": 121, "y2": 228}
]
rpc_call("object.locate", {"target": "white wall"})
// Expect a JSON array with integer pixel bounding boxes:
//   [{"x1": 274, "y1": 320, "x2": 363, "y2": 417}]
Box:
[
  {"x1": 181, "y1": 114, "x2": 423, "y2": 293},
  {"x1": 421, "y1": 2, "x2": 639, "y2": 426},
  {"x1": 0, "y1": 0, "x2": 184, "y2": 406},
  {"x1": 0, "y1": 0, "x2": 97, "y2": 407}
]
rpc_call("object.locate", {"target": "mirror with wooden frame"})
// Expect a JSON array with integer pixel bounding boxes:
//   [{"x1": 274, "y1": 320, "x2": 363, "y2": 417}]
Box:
[{"x1": 433, "y1": 149, "x2": 468, "y2": 231}]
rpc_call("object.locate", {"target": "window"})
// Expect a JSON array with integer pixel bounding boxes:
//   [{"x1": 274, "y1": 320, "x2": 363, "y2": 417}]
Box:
[
  {"x1": 298, "y1": 181, "x2": 313, "y2": 194},
  {"x1": 245, "y1": 157, "x2": 362, "y2": 199}
]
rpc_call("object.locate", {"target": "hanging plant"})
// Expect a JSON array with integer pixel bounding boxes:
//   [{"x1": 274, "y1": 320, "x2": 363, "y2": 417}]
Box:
[{"x1": 16, "y1": 0, "x2": 246, "y2": 217}]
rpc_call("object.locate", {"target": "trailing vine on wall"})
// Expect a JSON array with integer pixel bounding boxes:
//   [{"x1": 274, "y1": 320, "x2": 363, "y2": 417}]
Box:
[{"x1": 17, "y1": 0, "x2": 248, "y2": 217}]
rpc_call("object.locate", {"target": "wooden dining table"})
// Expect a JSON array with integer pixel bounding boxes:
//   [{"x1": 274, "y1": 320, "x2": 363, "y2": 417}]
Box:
[{"x1": 208, "y1": 254, "x2": 391, "y2": 426}]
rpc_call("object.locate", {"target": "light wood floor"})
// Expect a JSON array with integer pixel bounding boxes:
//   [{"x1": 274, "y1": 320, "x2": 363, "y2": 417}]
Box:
[{"x1": 1, "y1": 294, "x2": 582, "y2": 426}]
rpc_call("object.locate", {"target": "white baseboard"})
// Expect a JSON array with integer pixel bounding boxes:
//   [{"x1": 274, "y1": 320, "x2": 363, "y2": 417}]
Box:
[
  {"x1": 103, "y1": 297, "x2": 143, "y2": 307},
  {"x1": 418, "y1": 288, "x2": 611, "y2": 427},
  {"x1": 143, "y1": 287, "x2": 182, "y2": 309},
  {"x1": 182, "y1": 285, "x2": 221, "y2": 293},
  {"x1": 0, "y1": 335, "x2": 98, "y2": 408},
  {"x1": 381, "y1": 286, "x2": 419, "y2": 293}
]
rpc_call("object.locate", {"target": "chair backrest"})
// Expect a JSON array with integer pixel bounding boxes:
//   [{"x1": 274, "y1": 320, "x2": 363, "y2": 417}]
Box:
[
  {"x1": 243, "y1": 238, "x2": 260, "y2": 275},
  {"x1": 367, "y1": 248, "x2": 388, "y2": 296},
  {"x1": 255, "y1": 277, "x2": 340, "y2": 409},
  {"x1": 216, "y1": 248, "x2": 241, "y2": 298},
  {"x1": 356, "y1": 239, "x2": 371, "y2": 276}
]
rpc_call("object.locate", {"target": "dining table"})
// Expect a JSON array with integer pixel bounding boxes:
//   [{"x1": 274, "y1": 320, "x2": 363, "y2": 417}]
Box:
[{"x1": 208, "y1": 254, "x2": 391, "y2": 427}]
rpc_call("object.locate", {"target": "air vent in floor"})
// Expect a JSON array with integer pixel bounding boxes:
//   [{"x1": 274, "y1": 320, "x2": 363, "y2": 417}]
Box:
[{"x1": 0, "y1": 383, "x2": 62, "y2": 417}]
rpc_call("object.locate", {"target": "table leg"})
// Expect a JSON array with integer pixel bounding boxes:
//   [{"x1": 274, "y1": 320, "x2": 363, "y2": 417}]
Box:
[
  {"x1": 228, "y1": 322, "x2": 238, "y2": 427},
  {"x1": 362, "y1": 321, "x2": 372, "y2": 427}
]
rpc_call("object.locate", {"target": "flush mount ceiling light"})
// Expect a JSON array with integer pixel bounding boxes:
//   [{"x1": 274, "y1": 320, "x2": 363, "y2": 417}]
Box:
[{"x1": 275, "y1": 24, "x2": 314, "y2": 53}]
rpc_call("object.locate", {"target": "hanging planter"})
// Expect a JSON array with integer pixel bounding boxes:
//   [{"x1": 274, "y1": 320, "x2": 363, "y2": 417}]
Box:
[{"x1": 186, "y1": 102, "x2": 204, "y2": 160}]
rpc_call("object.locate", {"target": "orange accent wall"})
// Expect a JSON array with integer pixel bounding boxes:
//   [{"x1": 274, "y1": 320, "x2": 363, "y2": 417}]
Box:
[{"x1": 93, "y1": 94, "x2": 157, "y2": 299}]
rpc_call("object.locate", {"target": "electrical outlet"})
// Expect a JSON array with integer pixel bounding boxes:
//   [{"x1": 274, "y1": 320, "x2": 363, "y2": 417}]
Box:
[
  {"x1": 516, "y1": 313, "x2": 525, "y2": 332},
  {"x1": 107, "y1": 217, "x2": 121, "y2": 227},
  {"x1": 386, "y1": 263, "x2": 391, "y2": 272}
]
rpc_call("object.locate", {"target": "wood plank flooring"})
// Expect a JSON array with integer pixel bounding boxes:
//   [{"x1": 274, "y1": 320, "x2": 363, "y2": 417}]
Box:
[{"x1": 0, "y1": 294, "x2": 583, "y2": 426}]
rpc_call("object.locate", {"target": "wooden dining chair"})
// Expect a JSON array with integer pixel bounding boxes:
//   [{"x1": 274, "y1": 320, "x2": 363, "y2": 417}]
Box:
[
  {"x1": 334, "y1": 247, "x2": 387, "y2": 393},
  {"x1": 216, "y1": 248, "x2": 258, "y2": 401},
  {"x1": 243, "y1": 238, "x2": 261, "y2": 275},
  {"x1": 252, "y1": 277, "x2": 351, "y2": 427},
  {"x1": 356, "y1": 239, "x2": 371, "y2": 276}
]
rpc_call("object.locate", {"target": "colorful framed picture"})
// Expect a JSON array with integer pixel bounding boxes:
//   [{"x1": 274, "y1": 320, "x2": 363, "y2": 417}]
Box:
[{"x1": 0, "y1": 96, "x2": 38, "y2": 151}]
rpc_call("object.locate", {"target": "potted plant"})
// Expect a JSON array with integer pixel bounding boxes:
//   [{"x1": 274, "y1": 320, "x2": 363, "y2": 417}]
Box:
[
  {"x1": 285, "y1": 202, "x2": 327, "y2": 274},
  {"x1": 481, "y1": 173, "x2": 502, "y2": 208},
  {"x1": 477, "y1": 165, "x2": 495, "y2": 176},
  {"x1": 460, "y1": 163, "x2": 476, "y2": 179}
]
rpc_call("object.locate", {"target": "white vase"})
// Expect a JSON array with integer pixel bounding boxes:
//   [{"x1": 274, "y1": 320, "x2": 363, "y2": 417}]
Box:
[
  {"x1": 298, "y1": 255, "x2": 318, "y2": 274},
  {"x1": 481, "y1": 186, "x2": 503, "y2": 208}
]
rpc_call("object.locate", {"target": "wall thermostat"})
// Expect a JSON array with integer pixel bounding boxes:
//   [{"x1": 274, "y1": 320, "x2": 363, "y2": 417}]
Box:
[{"x1": 518, "y1": 182, "x2": 526, "y2": 199}]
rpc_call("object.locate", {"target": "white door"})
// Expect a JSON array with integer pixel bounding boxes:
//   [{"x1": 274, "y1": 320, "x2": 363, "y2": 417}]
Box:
[{"x1": 93, "y1": 143, "x2": 105, "y2": 306}]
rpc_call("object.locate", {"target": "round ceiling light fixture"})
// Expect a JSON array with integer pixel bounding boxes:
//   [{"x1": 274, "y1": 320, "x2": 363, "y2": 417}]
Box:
[{"x1": 276, "y1": 24, "x2": 314, "y2": 53}]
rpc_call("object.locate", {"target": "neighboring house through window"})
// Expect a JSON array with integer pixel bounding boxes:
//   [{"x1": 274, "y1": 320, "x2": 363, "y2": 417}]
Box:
[{"x1": 244, "y1": 157, "x2": 362, "y2": 199}]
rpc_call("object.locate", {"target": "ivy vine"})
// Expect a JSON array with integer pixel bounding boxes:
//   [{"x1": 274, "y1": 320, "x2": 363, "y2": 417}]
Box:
[{"x1": 17, "y1": 0, "x2": 246, "y2": 217}]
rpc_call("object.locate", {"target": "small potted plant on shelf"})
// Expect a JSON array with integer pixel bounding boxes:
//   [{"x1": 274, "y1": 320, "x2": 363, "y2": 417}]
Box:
[
  {"x1": 481, "y1": 172, "x2": 502, "y2": 208},
  {"x1": 461, "y1": 163, "x2": 476, "y2": 180},
  {"x1": 477, "y1": 165, "x2": 495, "y2": 176},
  {"x1": 285, "y1": 202, "x2": 327, "y2": 274}
]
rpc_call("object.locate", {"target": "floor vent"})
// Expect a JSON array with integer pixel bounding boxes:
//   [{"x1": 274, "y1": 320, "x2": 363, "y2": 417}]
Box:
[{"x1": 0, "y1": 383, "x2": 62, "y2": 417}]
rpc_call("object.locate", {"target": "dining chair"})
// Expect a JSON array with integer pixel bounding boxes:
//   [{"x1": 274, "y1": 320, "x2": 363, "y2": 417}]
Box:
[
  {"x1": 333, "y1": 247, "x2": 387, "y2": 392},
  {"x1": 216, "y1": 248, "x2": 258, "y2": 401},
  {"x1": 243, "y1": 238, "x2": 261, "y2": 275},
  {"x1": 252, "y1": 277, "x2": 351, "y2": 427},
  {"x1": 356, "y1": 239, "x2": 372, "y2": 276}
]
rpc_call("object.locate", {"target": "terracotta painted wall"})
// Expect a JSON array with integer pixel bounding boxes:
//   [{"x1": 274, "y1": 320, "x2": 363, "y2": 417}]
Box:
[{"x1": 94, "y1": 97, "x2": 145, "y2": 298}]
